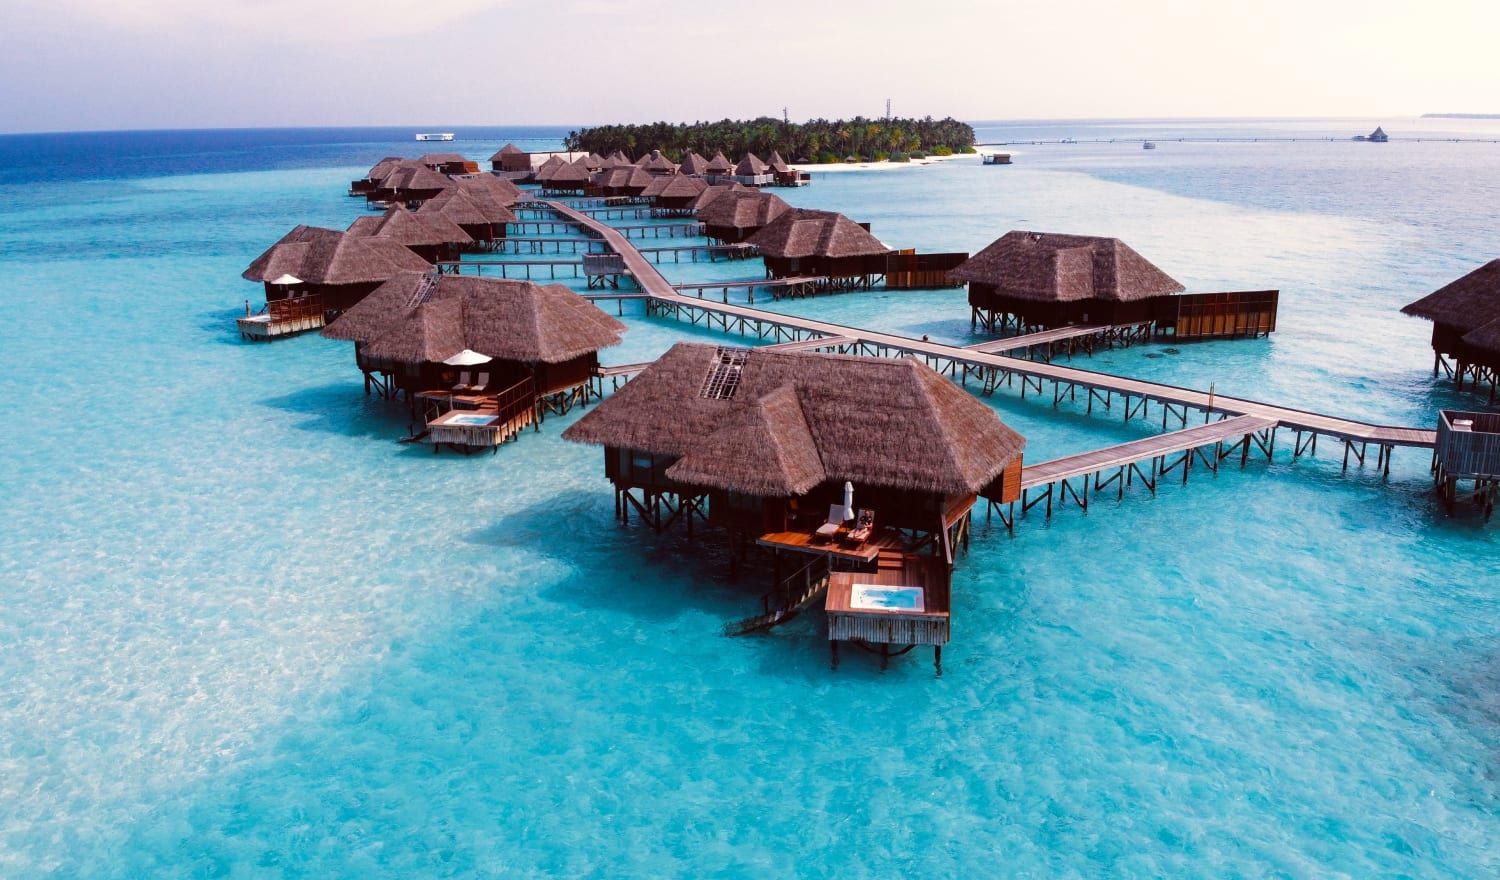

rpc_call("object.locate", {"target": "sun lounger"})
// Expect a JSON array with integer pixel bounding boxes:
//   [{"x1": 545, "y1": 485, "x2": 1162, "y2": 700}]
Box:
[
  {"x1": 842, "y1": 508, "x2": 874, "y2": 546},
  {"x1": 814, "y1": 503, "x2": 847, "y2": 543},
  {"x1": 452, "y1": 370, "x2": 474, "y2": 392}
]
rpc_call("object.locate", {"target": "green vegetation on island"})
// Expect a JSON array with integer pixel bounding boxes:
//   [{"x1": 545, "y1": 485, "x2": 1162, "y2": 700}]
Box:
[{"x1": 566, "y1": 116, "x2": 976, "y2": 164}]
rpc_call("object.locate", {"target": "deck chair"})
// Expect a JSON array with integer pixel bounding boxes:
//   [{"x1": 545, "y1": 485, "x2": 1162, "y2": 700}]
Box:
[
  {"x1": 471, "y1": 372, "x2": 490, "y2": 392},
  {"x1": 842, "y1": 508, "x2": 874, "y2": 546},
  {"x1": 452, "y1": 371, "x2": 473, "y2": 392},
  {"x1": 813, "y1": 504, "x2": 846, "y2": 543}
]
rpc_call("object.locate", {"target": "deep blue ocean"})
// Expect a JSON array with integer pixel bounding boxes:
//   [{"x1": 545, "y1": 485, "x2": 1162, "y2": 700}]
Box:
[{"x1": 0, "y1": 119, "x2": 1496, "y2": 877}]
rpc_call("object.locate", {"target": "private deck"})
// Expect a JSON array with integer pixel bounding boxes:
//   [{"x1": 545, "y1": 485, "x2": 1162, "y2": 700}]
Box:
[
  {"x1": 756, "y1": 527, "x2": 905, "y2": 563},
  {"x1": 827, "y1": 553, "x2": 951, "y2": 672},
  {"x1": 237, "y1": 298, "x2": 326, "y2": 341}
]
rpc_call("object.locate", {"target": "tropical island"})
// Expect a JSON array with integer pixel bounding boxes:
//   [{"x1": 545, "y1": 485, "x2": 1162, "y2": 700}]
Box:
[{"x1": 564, "y1": 115, "x2": 977, "y2": 164}]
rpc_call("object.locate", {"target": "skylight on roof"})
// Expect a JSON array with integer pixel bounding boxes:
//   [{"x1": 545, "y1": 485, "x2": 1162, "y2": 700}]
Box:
[{"x1": 699, "y1": 346, "x2": 750, "y2": 400}]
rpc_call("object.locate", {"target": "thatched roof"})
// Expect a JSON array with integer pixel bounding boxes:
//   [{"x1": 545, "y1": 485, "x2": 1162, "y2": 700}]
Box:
[
  {"x1": 766, "y1": 151, "x2": 791, "y2": 173},
  {"x1": 243, "y1": 226, "x2": 431, "y2": 284},
  {"x1": 323, "y1": 272, "x2": 625, "y2": 364},
  {"x1": 640, "y1": 150, "x2": 678, "y2": 173},
  {"x1": 949, "y1": 231, "x2": 1185, "y2": 302},
  {"x1": 1462, "y1": 316, "x2": 1500, "y2": 356},
  {"x1": 380, "y1": 161, "x2": 453, "y2": 194},
  {"x1": 362, "y1": 156, "x2": 405, "y2": 182},
  {"x1": 705, "y1": 151, "x2": 734, "y2": 173},
  {"x1": 695, "y1": 190, "x2": 791, "y2": 230},
  {"x1": 454, "y1": 173, "x2": 522, "y2": 208},
  {"x1": 563, "y1": 342, "x2": 1025, "y2": 496},
  {"x1": 689, "y1": 183, "x2": 749, "y2": 212},
  {"x1": 1402, "y1": 260, "x2": 1500, "y2": 331},
  {"x1": 734, "y1": 152, "x2": 769, "y2": 176},
  {"x1": 594, "y1": 166, "x2": 655, "y2": 191},
  {"x1": 747, "y1": 209, "x2": 889, "y2": 259},
  {"x1": 348, "y1": 205, "x2": 472, "y2": 248},
  {"x1": 643, "y1": 174, "x2": 708, "y2": 200},
  {"x1": 419, "y1": 152, "x2": 466, "y2": 166},
  {"x1": 419, "y1": 187, "x2": 515, "y2": 226},
  {"x1": 606, "y1": 149, "x2": 631, "y2": 166},
  {"x1": 533, "y1": 155, "x2": 567, "y2": 181},
  {"x1": 678, "y1": 151, "x2": 710, "y2": 176},
  {"x1": 488, "y1": 143, "x2": 526, "y2": 162},
  {"x1": 548, "y1": 159, "x2": 593, "y2": 184}
]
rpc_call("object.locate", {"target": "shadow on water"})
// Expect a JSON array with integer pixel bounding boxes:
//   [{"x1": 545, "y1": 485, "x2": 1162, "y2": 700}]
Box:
[
  {"x1": 466, "y1": 490, "x2": 952, "y2": 682},
  {"x1": 257, "y1": 382, "x2": 412, "y2": 440}
]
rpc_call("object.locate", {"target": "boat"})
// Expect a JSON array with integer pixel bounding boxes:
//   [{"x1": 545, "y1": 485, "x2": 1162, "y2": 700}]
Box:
[
  {"x1": 415, "y1": 132, "x2": 455, "y2": 142},
  {"x1": 983, "y1": 153, "x2": 1013, "y2": 165},
  {"x1": 1142, "y1": 141, "x2": 1157, "y2": 150}
]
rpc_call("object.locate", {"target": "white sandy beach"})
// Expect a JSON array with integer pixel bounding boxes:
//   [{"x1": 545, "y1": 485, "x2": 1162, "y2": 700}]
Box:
[{"x1": 525, "y1": 149, "x2": 994, "y2": 172}]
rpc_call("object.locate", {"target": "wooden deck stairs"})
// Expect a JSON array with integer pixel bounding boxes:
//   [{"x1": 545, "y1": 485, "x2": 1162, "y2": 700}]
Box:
[{"x1": 724, "y1": 556, "x2": 832, "y2": 636}]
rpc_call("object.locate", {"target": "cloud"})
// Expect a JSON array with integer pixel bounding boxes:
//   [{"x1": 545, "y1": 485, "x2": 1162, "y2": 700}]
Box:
[{"x1": 38, "y1": 0, "x2": 513, "y2": 43}]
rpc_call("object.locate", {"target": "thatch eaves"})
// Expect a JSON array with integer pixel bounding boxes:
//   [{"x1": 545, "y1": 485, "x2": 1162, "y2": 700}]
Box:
[
  {"x1": 324, "y1": 272, "x2": 625, "y2": 364},
  {"x1": 747, "y1": 209, "x2": 889, "y2": 259},
  {"x1": 563, "y1": 343, "x2": 1025, "y2": 496},
  {"x1": 243, "y1": 225, "x2": 431, "y2": 285},
  {"x1": 695, "y1": 190, "x2": 791, "y2": 230},
  {"x1": 948, "y1": 231, "x2": 1185, "y2": 303},
  {"x1": 1402, "y1": 260, "x2": 1500, "y2": 331}
]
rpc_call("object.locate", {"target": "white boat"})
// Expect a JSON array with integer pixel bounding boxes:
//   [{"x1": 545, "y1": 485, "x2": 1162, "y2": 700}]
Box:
[{"x1": 415, "y1": 133, "x2": 455, "y2": 142}]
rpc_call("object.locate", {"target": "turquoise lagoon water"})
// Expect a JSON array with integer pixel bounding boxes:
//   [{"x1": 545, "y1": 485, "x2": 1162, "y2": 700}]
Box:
[{"x1": 0, "y1": 123, "x2": 1497, "y2": 877}]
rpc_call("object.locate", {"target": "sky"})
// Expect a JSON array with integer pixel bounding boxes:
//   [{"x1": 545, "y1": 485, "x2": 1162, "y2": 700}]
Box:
[{"x1": 2, "y1": 0, "x2": 1498, "y2": 133}]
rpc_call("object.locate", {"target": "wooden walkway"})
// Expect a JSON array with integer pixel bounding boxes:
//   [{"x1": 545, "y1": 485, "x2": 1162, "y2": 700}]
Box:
[
  {"x1": 545, "y1": 200, "x2": 1436, "y2": 461},
  {"x1": 1021, "y1": 415, "x2": 1279, "y2": 489},
  {"x1": 966, "y1": 322, "x2": 1152, "y2": 359},
  {"x1": 672, "y1": 276, "x2": 829, "y2": 304}
]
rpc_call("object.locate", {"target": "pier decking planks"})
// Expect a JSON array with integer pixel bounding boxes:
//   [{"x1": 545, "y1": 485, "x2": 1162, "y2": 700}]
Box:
[{"x1": 1020, "y1": 415, "x2": 1279, "y2": 488}]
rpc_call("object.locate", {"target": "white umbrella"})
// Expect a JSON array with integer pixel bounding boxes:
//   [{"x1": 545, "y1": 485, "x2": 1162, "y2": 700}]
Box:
[
  {"x1": 442, "y1": 349, "x2": 493, "y2": 366},
  {"x1": 842, "y1": 481, "x2": 855, "y2": 521},
  {"x1": 269, "y1": 274, "x2": 303, "y2": 286}
]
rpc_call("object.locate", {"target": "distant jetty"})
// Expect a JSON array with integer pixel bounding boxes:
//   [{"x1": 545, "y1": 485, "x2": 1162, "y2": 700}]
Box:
[{"x1": 1422, "y1": 113, "x2": 1500, "y2": 119}]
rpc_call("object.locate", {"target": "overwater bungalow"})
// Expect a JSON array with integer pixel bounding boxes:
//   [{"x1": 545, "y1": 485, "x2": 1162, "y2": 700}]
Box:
[
  {"x1": 704, "y1": 150, "x2": 735, "y2": 182},
  {"x1": 453, "y1": 172, "x2": 522, "y2": 207},
  {"x1": 562, "y1": 342, "x2": 1026, "y2": 668},
  {"x1": 747, "y1": 208, "x2": 890, "y2": 288},
  {"x1": 696, "y1": 190, "x2": 792, "y2": 243},
  {"x1": 589, "y1": 165, "x2": 654, "y2": 198},
  {"x1": 368, "y1": 161, "x2": 452, "y2": 208},
  {"x1": 533, "y1": 154, "x2": 567, "y2": 184},
  {"x1": 322, "y1": 272, "x2": 626, "y2": 449},
  {"x1": 238, "y1": 226, "x2": 430, "y2": 338},
  {"x1": 347, "y1": 205, "x2": 473, "y2": 262},
  {"x1": 766, "y1": 151, "x2": 807, "y2": 186},
  {"x1": 349, "y1": 156, "x2": 404, "y2": 196},
  {"x1": 604, "y1": 149, "x2": 632, "y2": 168},
  {"x1": 951, "y1": 231, "x2": 1186, "y2": 330},
  {"x1": 541, "y1": 158, "x2": 593, "y2": 195},
  {"x1": 418, "y1": 188, "x2": 515, "y2": 246},
  {"x1": 638, "y1": 150, "x2": 678, "y2": 176},
  {"x1": 732, "y1": 152, "x2": 773, "y2": 186},
  {"x1": 688, "y1": 182, "x2": 749, "y2": 213},
  {"x1": 419, "y1": 152, "x2": 479, "y2": 174},
  {"x1": 1402, "y1": 259, "x2": 1500, "y2": 399},
  {"x1": 677, "y1": 151, "x2": 710, "y2": 177},
  {"x1": 490, "y1": 143, "x2": 531, "y2": 173},
  {"x1": 643, "y1": 174, "x2": 709, "y2": 216}
]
